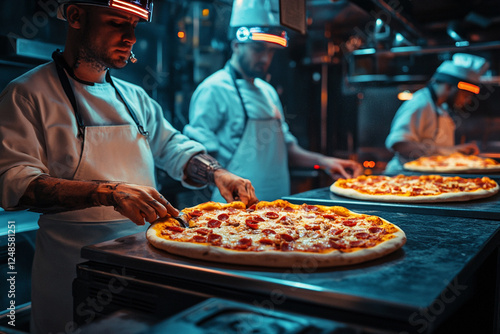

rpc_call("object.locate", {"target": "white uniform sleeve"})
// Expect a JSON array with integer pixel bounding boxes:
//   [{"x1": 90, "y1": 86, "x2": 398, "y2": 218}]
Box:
[
  {"x1": 385, "y1": 92, "x2": 438, "y2": 151},
  {"x1": 0, "y1": 84, "x2": 48, "y2": 209},
  {"x1": 183, "y1": 83, "x2": 226, "y2": 154}
]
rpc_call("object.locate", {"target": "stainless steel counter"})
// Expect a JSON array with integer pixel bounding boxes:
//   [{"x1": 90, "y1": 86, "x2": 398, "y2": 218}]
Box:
[{"x1": 77, "y1": 207, "x2": 500, "y2": 333}]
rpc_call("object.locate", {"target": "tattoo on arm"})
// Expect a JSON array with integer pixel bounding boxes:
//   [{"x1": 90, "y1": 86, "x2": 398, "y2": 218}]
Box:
[
  {"x1": 185, "y1": 153, "x2": 223, "y2": 185},
  {"x1": 18, "y1": 174, "x2": 106, "y2": 213}
]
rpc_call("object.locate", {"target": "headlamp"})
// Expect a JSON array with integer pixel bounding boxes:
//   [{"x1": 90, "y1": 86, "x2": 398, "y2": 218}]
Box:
[
  {"x1": 457, "y1": 81, "x2": 480, "y2": 94},
  {"x1": 234, "y1": 26, "x2": 288, "y2": 47}
]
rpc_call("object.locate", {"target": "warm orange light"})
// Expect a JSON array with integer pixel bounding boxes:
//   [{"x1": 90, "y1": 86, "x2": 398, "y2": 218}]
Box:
[
  {"x1": 397, "y1": 91, "x2": 413, "y2": 101},
  {"x1": 111, "y1": 0, "x2": 150, "y2": 21},
  {"x1": 177, "y1": 31, "x2": 185, "y2": 39},
  {"x1": 251, "y1": 32, "x2": 288, "y2": 47},
  {"x1": 202, "y1": 8, "x2": 209, "y2": 17},
  {"x1": 458, "y1": 81, "x2": 480, "y2": 94},
  {"x1": 363, "y1": 161, "x2": 376, "y2": 168}
]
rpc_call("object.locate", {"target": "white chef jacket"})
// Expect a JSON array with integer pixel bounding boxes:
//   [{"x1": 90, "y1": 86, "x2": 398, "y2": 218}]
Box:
[
  {"x1": 183, "y1": 65, "x2": 297, "y2": 177},
  {"x1": 385, "y1": 87, "x2": 456, "y2": 174},
  {"x1": 0, "y1": 61, "x2": 206, "y2": 210}
]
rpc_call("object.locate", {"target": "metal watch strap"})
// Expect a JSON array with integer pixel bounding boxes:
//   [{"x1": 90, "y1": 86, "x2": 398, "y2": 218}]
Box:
[{"x1": 186, "y1": 153, "x2": 223, "y2": 185}]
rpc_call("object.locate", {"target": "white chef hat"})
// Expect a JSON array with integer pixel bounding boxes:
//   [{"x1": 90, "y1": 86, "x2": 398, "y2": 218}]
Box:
[
  {"x1": 228, "y1": 0, "x2": 288, "y2": 47},
  {"x1": 433, "y1": 53, "x2": 490, "y2": 94}
]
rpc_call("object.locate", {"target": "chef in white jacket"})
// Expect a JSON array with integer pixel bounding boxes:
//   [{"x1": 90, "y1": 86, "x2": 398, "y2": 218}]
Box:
[
  {"x1": 0, "y1": 1, "x2": 257, "y2": 333},
  {"x1": 385, "y1": 53, "x2": 490, "y2": 174},
  {"x1": 184, "y1": 0, "x2": 363, "y2": 201}
]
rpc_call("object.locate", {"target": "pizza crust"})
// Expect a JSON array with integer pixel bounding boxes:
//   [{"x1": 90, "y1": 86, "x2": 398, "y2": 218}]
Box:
[
  {"x1": 146, "y1": 202, "x2": 407, "y2": 268},
  {"x1": 330, "y1": 182, "x2": 499, "y2": 203}
]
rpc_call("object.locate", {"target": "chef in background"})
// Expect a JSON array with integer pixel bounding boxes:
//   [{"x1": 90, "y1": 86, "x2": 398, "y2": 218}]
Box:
[
  {"x1": 384, "y1": 53, "x2": 490, "y2": 174},
  {"x1": 0, "y1": 1, "x2": 257, "y2": 333},
  {"x1": 184, "y1": 0, "x2": 363, "y2": 202}
]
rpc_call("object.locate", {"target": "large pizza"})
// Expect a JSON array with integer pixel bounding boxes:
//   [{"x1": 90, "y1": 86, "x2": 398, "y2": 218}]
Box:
[
  {"x1": 330, "y1": 174, "x2": 499, "y2": 203},
  {"x1": 403, "y1": 153, "x2": 500, "y2": 173},
  {"x1": 146, "y1": 200, "x2": 406, "y2": 268}
]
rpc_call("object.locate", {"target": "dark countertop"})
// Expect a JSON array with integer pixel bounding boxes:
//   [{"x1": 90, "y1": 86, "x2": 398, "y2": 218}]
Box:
[
  {"x1": 81, "y1": 209, "x2": 500, "y2": 328},
  {"x1": 283, "y1": 187, "x2": 500, "y2": 220}
]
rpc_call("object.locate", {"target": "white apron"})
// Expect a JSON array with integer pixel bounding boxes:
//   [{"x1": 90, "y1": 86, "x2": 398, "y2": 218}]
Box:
[
  {"x1": 211, "y1": 116, "x2": 290, "y2": 202},
  {"x1": 30, "y1": 124, "x2": 155, "y2": 334}
]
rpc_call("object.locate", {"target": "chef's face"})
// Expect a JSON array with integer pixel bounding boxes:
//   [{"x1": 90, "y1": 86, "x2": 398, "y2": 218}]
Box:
[
  {"x1": 237, "y1": 42, "x2": 276, "y2": 78},
  {"x1": 78, "y1": 5, "x2": 139, "y2": 69},
  {"x1": 449, "y1": 88, "x2": 475, "y2": 109}
]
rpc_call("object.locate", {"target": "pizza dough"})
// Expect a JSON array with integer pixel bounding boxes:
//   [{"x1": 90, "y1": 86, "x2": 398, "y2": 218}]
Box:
[
  {"x1": 146, "y1": 200, "x2": 406, "y2": 268},
  {"x1": 330, "y1": 174, "x2": 499, "y2": 203}
]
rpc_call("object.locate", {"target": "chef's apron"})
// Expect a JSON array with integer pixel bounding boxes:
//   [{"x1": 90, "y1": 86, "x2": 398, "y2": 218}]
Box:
[
  {"x1": 385, "y1": 87, "x2": 456, "y2": 174},
  {"x1": 211, "y1": 66, "x2": 290, "y2": 202},
  {"x1": 31, "y1": 55, "x2": 156, "y2": 334}
]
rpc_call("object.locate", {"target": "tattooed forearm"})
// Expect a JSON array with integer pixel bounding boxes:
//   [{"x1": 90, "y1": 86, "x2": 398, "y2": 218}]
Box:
[{"x1": 19, "y1": 174, "x2": 109, "y2": 213}]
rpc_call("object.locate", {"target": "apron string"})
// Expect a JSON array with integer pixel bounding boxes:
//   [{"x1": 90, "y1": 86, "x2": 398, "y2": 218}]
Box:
[
  {"x1": 52, "y1": 49, "x2": 149, "y2": 140},
  {"x1": 106, "y1": 71, "x2": 149, "y2": 139},
  {"x1": 52, "y1": 50, "x2": 86, "y2": 139}
]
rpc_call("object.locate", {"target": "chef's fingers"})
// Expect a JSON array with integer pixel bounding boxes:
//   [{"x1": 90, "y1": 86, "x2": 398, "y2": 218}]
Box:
[
  {"x1": 330, "y1": 165, "x2": 351, "y2": 179},
  {"x1": 234, "y1": 181, "x2": 258, "y2": 206}
]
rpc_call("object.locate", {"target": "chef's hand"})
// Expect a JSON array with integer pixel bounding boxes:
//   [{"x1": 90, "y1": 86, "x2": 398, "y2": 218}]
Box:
[
  {"x1": 455, "y1": 142, "x2": 480, "y2": 155},
  {"x1": 213, "y1": 169, "x2": 258, "y2": 206},
  {"x1": 96, "y1": 182, "x2": 179, "y2": 225},
  {"x1": 322, "y1": 157, "x2": 364, "y2": 179}
]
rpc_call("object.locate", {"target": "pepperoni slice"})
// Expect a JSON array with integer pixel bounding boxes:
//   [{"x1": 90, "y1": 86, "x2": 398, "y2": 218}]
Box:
[
  {"x1": 369, "y1": 227, "x2": 384, "y2": 234},
  {"x1": 305, "y1": 224, "x2": 321, "y2": 231},
  {"x1": 283, "y1": 206, "x2": 295, "y2": 212},
  {"x1": 252, "y1": 216, "x2": 265, "y2": 222},
  {"x1": 217, "y1": 213, "x2": 229, "y2": 221},
  {"x1": 354, "y1": 232, "x2": 370, "y2": 239},
  {"x1": 262, "y1": 229, "x2": 277, "y2": 235},
  {"x1": 329, "y1": 239, "x2": 347, "y2": 249},
  {"x1": 207, "y1": 219, "x2": 222, "y2": 228},
  {"x1": 342, "y1": 219, "x2": 357, "y2": 227},
  {"x1": 207, "y1": 233, "x2": 222, "y2": 245},
  {"x1": 265, "y1": 212, "x2": 280, "y2": 219},
  {"x1": 280, "y1": 241, "x2": 292, "y2": 251},
  {"x1": 247, "y1": 204, "x2": 256, "y2": 212},
  {"x1": 279, "y1": 233, "x2": 294, "y2": 242},
  {"x1": 195, "y1": 228, "x2": 210, "y2": 235},
  {"x1": 349, "y1": 240, "x2": 365, "y2": 248},
  {"x1": 189, "y1": 210, "x2": 203, "y2": 217},
  {"x1": 245, "y1": 219, "x2": 259, "y2": 230},
  {"x1": 258, "y1": 238, "x2": 274, "y2": 245},
  {"x1": 279, "y1": 216, "x2": 291, "y2": 224},
  {"x1": 165, "y1": 225, "x2": 184, "y2": 232},
  {"x1": 303, "y1": 205, "x2": 319, "y2": 212},
  {"x1": 322, "y1": 214, "x2": 337, "y2": 220},
  {"x1": 193, "y1": 235, "x2": 207, "y2": 243},
  {"x1": 236, "y1": 237, "x2": 252, "y2": 250}
]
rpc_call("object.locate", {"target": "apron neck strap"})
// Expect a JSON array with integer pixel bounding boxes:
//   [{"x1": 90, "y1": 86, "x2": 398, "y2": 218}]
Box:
[
  {"x1": 52, "y1": 50, "x2": 149, "y2": 140},
  {"x1": 227, "y1": 62, "x2": 249, "y2": 125}
]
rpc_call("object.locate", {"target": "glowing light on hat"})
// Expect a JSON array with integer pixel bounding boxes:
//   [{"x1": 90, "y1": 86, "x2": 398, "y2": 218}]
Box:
[
  {"x1": 457, "y1": 81, "x2": 480, "y2": 94},
  {"x1": 229, "y1": 0, "x2": 288, "y2": 47},
  {"x1": 252, "y1": 32, "x2": 287, "y2": 47},
  {"x1": 111, "y1": 0, "x2": 150, "y2": 21}
]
